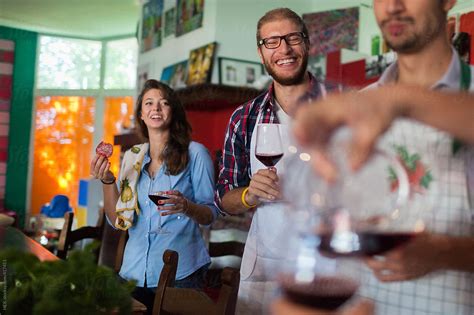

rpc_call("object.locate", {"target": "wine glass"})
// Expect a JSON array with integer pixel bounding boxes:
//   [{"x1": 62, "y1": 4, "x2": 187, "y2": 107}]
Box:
[
  {"x1": 255, "y1": 124, "x2": 284, "y2": 169},
  {"x1": 274, "y1": 128, "x2": 416, "y2": 311},
  {"x1": 148, "y1": 172, "x2": 172, "y2": 234},
  {"x1": 275, "y1": 146, "x2": 360, "y2": 311}
]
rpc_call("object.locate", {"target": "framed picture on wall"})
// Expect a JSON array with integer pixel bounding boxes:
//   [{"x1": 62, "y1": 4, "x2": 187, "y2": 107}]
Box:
[
  {"x1": 164, "y1": 7, "x2": 176, "y2": 37},
  {"x1": 160, "y1": 60, "x2": 188, "y2": 89},
  {"x1": 176, "y1": 0, "x2": 205, "y2": 37},
  {"x1": 303, "y1": 7, "x2": 359, "y2": 57},
  {"x1": 218, "y1": 57, "x2": 264, "y2": 87},
  {"x1": 186, "y1": 42, "x2": 217, "y2": 86},
  {"x1": 141, "y1": 0, "x2": 164, "y2": 52}
]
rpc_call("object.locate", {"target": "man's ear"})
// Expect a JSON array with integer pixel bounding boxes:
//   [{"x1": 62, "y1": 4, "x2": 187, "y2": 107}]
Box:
[{"x1": 442, "y1": 0, "x2": 457, "y2": 13}]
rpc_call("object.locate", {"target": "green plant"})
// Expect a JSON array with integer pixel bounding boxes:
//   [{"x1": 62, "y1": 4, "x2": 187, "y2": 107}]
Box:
[{"x1": 0, "y1": 243, "x2": 135, "y2": 315}]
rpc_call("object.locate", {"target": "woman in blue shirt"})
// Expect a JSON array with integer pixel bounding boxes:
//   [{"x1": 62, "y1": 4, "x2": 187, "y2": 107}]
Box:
[{"x1": 90, "y1": 79, "x2": 219, "y2": 313}]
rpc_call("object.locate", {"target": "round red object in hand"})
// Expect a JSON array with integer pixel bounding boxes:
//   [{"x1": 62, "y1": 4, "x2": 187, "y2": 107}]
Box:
[{"x1": 96, "y1": 141, "x2": 113, "y2": 158}]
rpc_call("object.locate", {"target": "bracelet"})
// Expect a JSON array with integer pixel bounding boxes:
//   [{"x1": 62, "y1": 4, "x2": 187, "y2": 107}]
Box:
[
  {"x1": 101, "y1": 177, "x2": 116, "y2": 185},
  {"x1": 241, "y1": 187, "x2": 257, "y2": 208}
]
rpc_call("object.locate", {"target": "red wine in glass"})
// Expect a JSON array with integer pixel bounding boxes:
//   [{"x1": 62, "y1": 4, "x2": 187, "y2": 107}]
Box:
[
  {"x1": 280, "y1": 275, "x2": 359, "y2": 310},
  {"x1": 318, "y1": 231, "x2": 417, "y2": 257},
  {"x1": 149, "y1": 194, "x2": 170, "y2": 206},
  {"x1": 256, "y1": 153, "x2": 284, "y2": 167}
]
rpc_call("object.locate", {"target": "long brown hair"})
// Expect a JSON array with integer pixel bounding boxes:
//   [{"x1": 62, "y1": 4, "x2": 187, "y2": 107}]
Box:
[{"x1": 134, "y1": 79, "x2": 192, "y2": 175}]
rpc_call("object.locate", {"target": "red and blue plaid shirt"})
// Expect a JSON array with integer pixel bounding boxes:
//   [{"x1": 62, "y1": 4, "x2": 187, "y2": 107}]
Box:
[{"x1": 215, "y1": 73, "x2": 324, "y2": 211}]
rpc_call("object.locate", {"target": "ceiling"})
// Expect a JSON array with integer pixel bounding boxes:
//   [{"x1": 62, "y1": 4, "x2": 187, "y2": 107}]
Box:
[
  {"x1": 0, "y1": 0, "x2": 141, "y2": 39},
  {"x1": 0, "y1": 0, "x2": 472, "y2": 39}
]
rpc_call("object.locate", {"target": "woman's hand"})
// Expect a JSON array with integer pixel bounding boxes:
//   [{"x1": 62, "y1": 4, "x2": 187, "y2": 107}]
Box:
[
  {"x1": 90, "y1": 154, "x2": 115, "y2": 182},
  {"x1": 156, "y1": 190, "x2": 189, "y2": 216}
]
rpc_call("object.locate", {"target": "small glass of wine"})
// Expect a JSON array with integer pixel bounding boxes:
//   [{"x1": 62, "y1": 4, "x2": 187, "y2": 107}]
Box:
[{"x1": 148, "y1": 173, "x2": 172, "y2": 234}]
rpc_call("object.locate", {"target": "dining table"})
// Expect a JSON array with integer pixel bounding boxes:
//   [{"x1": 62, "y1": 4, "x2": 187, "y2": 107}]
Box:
[{"x1": 0, "y1": 226, "x2": 147, "y2": 314}]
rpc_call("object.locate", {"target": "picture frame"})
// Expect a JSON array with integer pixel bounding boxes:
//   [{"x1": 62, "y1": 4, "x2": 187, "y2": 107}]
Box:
[
  {"x1": 140, "y1": 0, "x2": 164, "y2": 52},
  {"x1": 164, "y1": 7, "x2": 176, "y2": 38},
  {"x1": 186, "y1": 42, "x2": 217, "y2": 86},
  {"x1": 218, "y1": 57, "x2": 264, "y2": 87},
  {"x1": 160, "y1": 60, "x2": 188, "y2": 89},
  {"x1": 176, "y1": 0, "x2": 205, "y2": 37},
  {"x1": 303, "y1": 7, "x2": 359, "y2": 57}
]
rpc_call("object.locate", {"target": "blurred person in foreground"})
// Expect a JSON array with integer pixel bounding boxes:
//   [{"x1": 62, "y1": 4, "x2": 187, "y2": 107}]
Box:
[{"x1": 293, "y1": 0, "x2": 473, "y2": 314}]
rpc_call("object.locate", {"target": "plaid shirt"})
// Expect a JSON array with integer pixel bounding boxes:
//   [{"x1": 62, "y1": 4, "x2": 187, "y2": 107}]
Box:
[{"x1": 215, "y1": 73, "x2": 322, "y2": 210}]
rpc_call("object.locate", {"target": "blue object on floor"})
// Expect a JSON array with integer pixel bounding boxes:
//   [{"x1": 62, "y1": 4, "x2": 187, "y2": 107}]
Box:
[{"x1": 40, "y1": 195, "x2": 73, "y2": 218}]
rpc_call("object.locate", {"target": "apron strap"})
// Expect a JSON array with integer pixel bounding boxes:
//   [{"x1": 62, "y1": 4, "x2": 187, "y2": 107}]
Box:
[{"x1": 458, "y1": 60, "x2": 474, "y2": 209}]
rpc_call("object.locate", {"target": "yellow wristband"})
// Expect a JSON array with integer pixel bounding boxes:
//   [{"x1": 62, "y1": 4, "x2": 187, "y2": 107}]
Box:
[{"x1": 241, "y1": 187, "x2": 257, "y2": 208}]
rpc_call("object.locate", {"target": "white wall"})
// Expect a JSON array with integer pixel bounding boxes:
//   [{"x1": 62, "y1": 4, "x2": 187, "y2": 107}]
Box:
[{"x1": 138, "y1": 0, "x2": 473, "y2": 83}]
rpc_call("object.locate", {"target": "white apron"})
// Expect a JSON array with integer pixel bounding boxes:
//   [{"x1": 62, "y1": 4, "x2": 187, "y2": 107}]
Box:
[{"x1": 237, "y1": 116, "x2": 292, "y2": 314}]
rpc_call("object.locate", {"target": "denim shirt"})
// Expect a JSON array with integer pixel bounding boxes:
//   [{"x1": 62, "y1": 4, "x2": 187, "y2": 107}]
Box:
[{"x1": 119, "y1": 141, "x2": 219, "y2": 287}]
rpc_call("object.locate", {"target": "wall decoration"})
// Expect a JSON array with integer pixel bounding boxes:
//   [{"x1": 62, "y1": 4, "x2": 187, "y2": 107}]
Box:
[
  {"x1": 452, "y1": 32, "x2": 471, "y2": 64},
  {"x1": 164, "y1": 8, "x2": 176, "y2": 37},
  {"x1": 303, "y1": 7, "x2": 359, "y2": 57},
  {"x1": 365, "y1": 52, "x2": 396, "y2": 79},
  {"x1": 137, "y1": 63, "x2": 150, "y2": 95},
  {"x1": 307, "y1": 55, "x2": 326, "y2": 82},
  {"x1": 160, "y1": 60, "x2": 188, "y2": 89},
  {"x1": 176, "y1": 0, "x2": 205, "y2": 37},
  {"x1": 141, "y1": 0, "x2": 164, "y2": 52},
  {"x1": 186, "y1": 42, "x2": 217, "y2": 86},
  {"x1": 218, "y1": 57, "x2": 264, "y2": 87}
]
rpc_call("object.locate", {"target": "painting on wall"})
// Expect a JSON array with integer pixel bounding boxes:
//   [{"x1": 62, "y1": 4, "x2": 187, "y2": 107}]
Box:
[
  {"x1": 218, "y1": 57, "x2": 264, "y2": 87},
  {"x1": 164, "y1": 7, "x2": 176, "y2": 37},
  {"x1": 137, "y1": 63, "x2": 150, "y2": 95},
  {"x1": 186, "y1": 42, "x2": 217, "y2": 86},
  {"x1": 161, "y1": 60, "x2": 188, "y2": 89},
  {"x1": 141, "y1": 0, "x2": 164, "y2": 52},
  {"x1": 176, "y1": 0, "x2": 205, "y2": 37},
  {"x1": 303, "y1": 7, "x2": 359, "y2": 57}
]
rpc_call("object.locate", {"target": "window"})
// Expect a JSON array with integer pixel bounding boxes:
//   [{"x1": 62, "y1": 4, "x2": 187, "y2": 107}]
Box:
[
  {"x1": 32, "y1": 36, "x2": 137, "y2": 216},
  {"x1": 37, "y1": 36, "x2": 102, "y2": 89},
  {"x1": 104, "y1": 38, "x2": 138, "y2": 90}
]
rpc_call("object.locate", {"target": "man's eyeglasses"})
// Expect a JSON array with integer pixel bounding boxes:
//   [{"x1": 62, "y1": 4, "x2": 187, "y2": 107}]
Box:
[{"x1": 258, "y1": 32, "x2": 307, "y2": 49}]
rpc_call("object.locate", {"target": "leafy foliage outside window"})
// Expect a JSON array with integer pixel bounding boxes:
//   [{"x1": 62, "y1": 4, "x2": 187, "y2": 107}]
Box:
[
  {"x1": 104, "y1": 38, "x2": 138, "y2": 89},
  {"x1": 37, "y1": 36, "x2": 102, "y2": 89}
]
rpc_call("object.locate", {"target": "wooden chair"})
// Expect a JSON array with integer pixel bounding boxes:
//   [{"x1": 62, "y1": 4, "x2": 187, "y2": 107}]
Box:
[
  {"x1": 206, "y1": 238, "x2": 245, "y2": 293},
  {"x1": 153, "y1": 249, "x2": 240, "y2": 315},
  {"x1": 56, "y1": 209, "x2": 106, "y2": 260}
]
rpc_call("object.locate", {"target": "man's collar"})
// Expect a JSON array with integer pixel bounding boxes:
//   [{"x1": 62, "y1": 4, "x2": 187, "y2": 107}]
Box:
[
  {"x1": 377, "y1": 48, "x2": 462, "y2": 91},
  {"x1": 266, "y1": 71, "x2": 317, "y2": 106}
]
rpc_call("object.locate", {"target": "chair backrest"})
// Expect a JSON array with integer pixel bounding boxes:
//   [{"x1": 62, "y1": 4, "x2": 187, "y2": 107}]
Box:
[
  {"x1": 206, "y1": 228, "x2": 246, "y2": 288},
  {"x1": 153, "y1": 249, "x2": 240, "y2": 315},
  {"x1": 56, "y1": 209, "x2": 105, "y2": 260}
]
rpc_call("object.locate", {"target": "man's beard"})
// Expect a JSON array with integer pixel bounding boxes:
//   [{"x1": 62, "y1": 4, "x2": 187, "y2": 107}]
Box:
[
  {"x1": 264, "y1": 56, "x2": 308, "y2": 86},
  {"x1": 381, "y1": 16, "x2": 443, "y2": 54}
]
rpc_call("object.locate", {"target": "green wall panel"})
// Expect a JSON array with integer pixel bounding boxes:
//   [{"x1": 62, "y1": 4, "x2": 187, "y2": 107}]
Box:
[{"x1": 0, "y1": 26, "x2": 37, "y2": 228}]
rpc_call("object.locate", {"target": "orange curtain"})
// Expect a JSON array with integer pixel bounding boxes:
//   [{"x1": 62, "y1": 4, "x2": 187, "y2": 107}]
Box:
[
  {"x1": 31, "y1": 96, "x2": 95, "y2": 215},
  {"x1": 30, "y1": 96, "x2": 134, "y2": 216}
]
